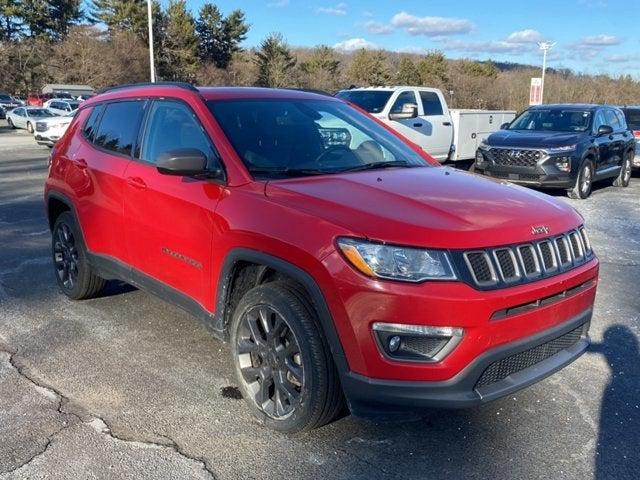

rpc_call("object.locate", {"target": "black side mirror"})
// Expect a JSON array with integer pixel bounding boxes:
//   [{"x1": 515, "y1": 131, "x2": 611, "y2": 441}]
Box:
[
  {"x1": 389, "y1": 103, "x2": 418, "y2": 121},
  {"x1": 597, "y1": 125, "x2": 613, "y2": 136},
  {"x1": 157, "y1": 148, "x2": 209, "y2": 176},
  {"x1": 500, "y1": 122, "x2": 510, "y2": 130}
]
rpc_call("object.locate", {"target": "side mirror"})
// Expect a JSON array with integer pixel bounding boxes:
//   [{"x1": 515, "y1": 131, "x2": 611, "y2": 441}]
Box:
[
  {"x1": 597, "y1": 125, "x2": 613, "y2": 136},
  {"x1": 389, "y1": 103, "x2": 418, "y2": 121},
  {"x1": 500, "y1": 122, "x2": 510, "y2": 130},
  {"x1": 157, "y1": 148, "x2": 209, "y2": 176}
]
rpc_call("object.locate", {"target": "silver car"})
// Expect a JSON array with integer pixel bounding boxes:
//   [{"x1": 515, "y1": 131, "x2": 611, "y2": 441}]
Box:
[{"x1": 6, "y1": 107, "x2": 56, "y2": 133}]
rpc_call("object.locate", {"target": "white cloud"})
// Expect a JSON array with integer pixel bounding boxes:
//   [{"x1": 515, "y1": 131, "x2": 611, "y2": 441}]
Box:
[
  {"x1": 391, "y1": 11, "x2": 474, "y2": 36},
  {"x1": 363, "y1": 20, "x2": 393, "y2": 35},
  {"x1": 578, "y1": 34, "x2": 621, "y2": 46},
  {"x1": 316, "y1": 3, "x2": 347, "y2": 15},
  {"x1": 333, "y1": 38, "x2": 378, "y2": 52},
  {"x1": 267, "y1": 0, "x2": 289, "y2": 8},
  {"x1": 438, "y1": 38, "x2": 529, "y2": 55},
  {"x1": 507, "y1": 29, "x2": 543, "y2": 44}
]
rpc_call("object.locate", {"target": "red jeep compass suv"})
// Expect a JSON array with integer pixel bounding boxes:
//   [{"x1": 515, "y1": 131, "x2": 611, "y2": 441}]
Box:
[{"x1": 44, "y1": 83, "x2": 598, "y2": 432}]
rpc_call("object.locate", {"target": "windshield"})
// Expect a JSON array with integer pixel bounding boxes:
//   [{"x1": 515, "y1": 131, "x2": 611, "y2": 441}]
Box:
[
  {"x1": 28, "y1": 109, "x2": 54, "y2": 117},
  {"x1": 508, "y1": 109, "x2": 592, "y2": 132},
  {"x1": 623, "y1": 108, "x2": 640, "y2": 130},
  {"x1": 207, "y1": 99, "x2": 427, "y2": 179},
  {"x1": 334, "y1": 90, "x2": 393, "y2": 113}
]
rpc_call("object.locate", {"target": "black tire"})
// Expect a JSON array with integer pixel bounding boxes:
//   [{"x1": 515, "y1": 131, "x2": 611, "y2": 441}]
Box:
[
  {"x1": 613, "y1": 152, "x2": 632, "y2": 187},
  {"x1": 230, "y1": 281, "x2": 343, "y2": 433},
  {"x1": 52, "y1": 211, "x2": 106, "y2": 300},
  {"x1": 468, "y1": 163, "x2": 476, "y2": 173},
  {"x1": 7, "y1": 118, "x2": 15, "y2": 129},
  {"x1": 26, "y1": 121, "x2": 33, "y2": 133},
  {"x1": 567, "y1": 159, "x2": 594, "y2": 199}
]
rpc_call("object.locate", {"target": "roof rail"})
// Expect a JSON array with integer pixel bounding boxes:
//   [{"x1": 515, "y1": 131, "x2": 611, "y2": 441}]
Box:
[{"x1": 97, "y1": 81, "x2": 199, "y2": 95}]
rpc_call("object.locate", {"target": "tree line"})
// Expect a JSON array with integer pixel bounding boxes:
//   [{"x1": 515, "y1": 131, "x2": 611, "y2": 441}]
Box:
[{"x1": 1, "y1": 0, "x2": 639, "y2": 111}]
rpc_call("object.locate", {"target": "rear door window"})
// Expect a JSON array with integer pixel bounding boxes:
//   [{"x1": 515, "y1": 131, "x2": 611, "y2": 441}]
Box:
[
  {"x1": 419, "y1": 91, "x2": 444, "y2": 116},
  {"x1": 605, "y1": 109, "x2": 621, "y2": 131},
  {"x1": 93, "y1": 101, "x2": 146, "y2": 156},
  {"x1": 83, "y1": 104, "x2": 104, "y2": 141}
]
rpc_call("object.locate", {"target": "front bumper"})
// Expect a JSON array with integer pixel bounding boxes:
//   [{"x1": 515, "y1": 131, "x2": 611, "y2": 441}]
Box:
[{"x1": 343, "y1": 308, "x2": 591, "y2": 416}]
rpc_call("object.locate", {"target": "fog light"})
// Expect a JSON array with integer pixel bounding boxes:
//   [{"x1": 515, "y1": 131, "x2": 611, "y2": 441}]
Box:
[
  {"x1": 372, "y1": 323, "x2": 463, "y2": 362},
  {"x1": 555, "y1": 157, "x2": 571, "y2": 172}
]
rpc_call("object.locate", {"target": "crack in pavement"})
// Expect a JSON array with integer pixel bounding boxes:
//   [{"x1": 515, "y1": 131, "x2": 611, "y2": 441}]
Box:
[{"x1": 0, "y1": 344, "x2": 217, "y2": 479}]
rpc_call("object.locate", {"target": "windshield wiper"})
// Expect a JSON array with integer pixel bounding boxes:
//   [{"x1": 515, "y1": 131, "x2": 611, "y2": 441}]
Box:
[
  {"x1": 249, "y1": 167, "x2": 331, "y2": 178},
  {"x1": 338, "y1": 160, "x2": 414, "y2": 173}
]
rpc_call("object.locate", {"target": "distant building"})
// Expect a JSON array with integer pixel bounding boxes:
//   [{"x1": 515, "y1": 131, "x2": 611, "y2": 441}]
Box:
[{"x1": 41, "y1": 84, "x2": 94, "y2": 98}]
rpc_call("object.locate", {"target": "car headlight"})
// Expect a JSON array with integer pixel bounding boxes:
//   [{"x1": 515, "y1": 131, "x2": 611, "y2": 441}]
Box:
[
  {"x1": 478, "y1": 139, "x2": 490, "y2": 150},
  {"x1": 337, "y1": 238, "x2": 457, "y2": 282},
  {"x1": 546, "y1": 144, "x2": 577, "y2": 154}
]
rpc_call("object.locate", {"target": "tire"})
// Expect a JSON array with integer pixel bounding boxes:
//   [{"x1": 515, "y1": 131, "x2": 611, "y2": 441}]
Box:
[
  {"x1": 26, "y1": 121, "x2": 33, "y2": 133},
  {"x1": 613, "y1": 152, "x2": 632, "y2": 187},
  {"x1": 468, "y1": 163, "x2": 476, "y2": 173},
  {"x1": 7, "y1": 118, "x2": 15, "y2": 129},
  {"x1": 52, "y1": 211, "x2": 106, "y2": 300},
  {"x1": 230, "y1": 281, "x2": 343, "y2": 433},
  {"x1": 567, "y1": 159, "x2": 594, "y2": 199}
]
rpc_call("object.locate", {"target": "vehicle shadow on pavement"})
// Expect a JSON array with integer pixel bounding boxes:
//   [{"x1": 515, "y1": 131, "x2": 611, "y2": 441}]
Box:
[{"x1": 589, "y1": 325, "x2": 640, "y2": 480}]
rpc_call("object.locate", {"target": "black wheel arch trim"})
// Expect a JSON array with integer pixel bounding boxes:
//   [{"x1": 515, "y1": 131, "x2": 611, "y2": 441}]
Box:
[{"x1": 45, "y1": 192, "x2": 87, "y2": 244}]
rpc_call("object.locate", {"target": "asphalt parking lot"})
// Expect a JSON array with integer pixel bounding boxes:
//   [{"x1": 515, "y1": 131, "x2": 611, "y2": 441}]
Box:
[{"x1": 0, "y1": 125, "x2": 638, "y2": 480}]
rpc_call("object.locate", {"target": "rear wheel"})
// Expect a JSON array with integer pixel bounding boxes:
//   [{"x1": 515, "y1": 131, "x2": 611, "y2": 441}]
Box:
[
  {"x1": 230, "y1": 282, "x2": 343, "y2": 433},
  {"x1": 52, "y1": 212, "x2": 106, "y2": 300},
  {"x1": 567, "y1": 159, "x2": 593, "y2": 199},
  {"x1": 26, "y1": 121, "x2": 33, "y2": 133},
  {"x1": 613, "y1": 152, "x2": 632, "y2": 187}
]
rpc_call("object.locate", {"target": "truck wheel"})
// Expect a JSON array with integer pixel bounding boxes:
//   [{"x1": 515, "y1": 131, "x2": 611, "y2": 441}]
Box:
[
  {"x1": 52, "y1": 211, "x2": 106, "y2": 300},
  {"x1": 613, "y1": 153, "x2": 632, "y2": 187},
  {"x1": 230, "y1": 281, "x2": 343, "y2": 432},
  {"x1": 567, "y1": 159, "x2": 593, "y2": 199}
]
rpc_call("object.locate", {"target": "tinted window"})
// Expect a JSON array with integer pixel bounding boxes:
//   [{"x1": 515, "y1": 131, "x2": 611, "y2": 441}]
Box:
[
  {"x1": 605, "y1": 109, "x2": 621, "y2": 130},
  {"x1": 593, "y1": 110, "x2": 608, "y2": 131},
  {"x1": 140, "y1": 100, "x2": 217, "y2": 167},
  {"x1": 335, "y1": 90, "x2": 393, "y2": 113},
  {"x1": 14, "y1": 108, "x2": 24, "y2": 116},
  {"x1": 93, "y1": 101, "x2": 145, "y2": 156},
  {"x1": 623, "y1": 108, "x2": 640, "y2": 130},
  {"x1": 83, "y1": 104, "x2": 104, "y2": 140},
  {"x1": 509, "y1": 109, "x2": 592, "y2": 132},
  {"x1": 28, "y1": 109, "x2": 53, "y2": 117},
  {"x1": 614, "y1": 110, "x2": 627, "y2": 129},
  {"x1": 0, "y1": 94, "x2": 12, "y2": 102},
  {"x1": 208, "y1": 99, "x2": 427, "y2": 179},
  {"x1": 419, "y1": 91, "x2": 444, "y2": 116},
  {"x1": 390, "y1": 91, "x2": 417, "y2": 114}
]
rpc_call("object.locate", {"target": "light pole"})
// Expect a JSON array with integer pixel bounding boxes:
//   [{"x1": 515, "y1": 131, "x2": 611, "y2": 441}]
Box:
[
  {"x1": 147, "y1": 0, "x2": 156, "y2": 82},
  {"x1": 538, "y1": 41, "x2": 555, "y2": 104}
]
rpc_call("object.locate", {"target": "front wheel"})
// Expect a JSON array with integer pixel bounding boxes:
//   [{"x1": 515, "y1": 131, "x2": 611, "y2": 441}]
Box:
[
  {"x1": 26, "y1": 121, "x2": 33, "y2": 133},
  {"x1": 7, "y1": 118, "x2": 15, "y2": 129},
  {"x1": 613, "y1": 153, "x2": 632, "y2": 187},
  {"x1": 230, "y1": 282, "x2": 343, "y2": 433},
  {"x1": 567, "y1": 159, "x2": 594, "y2": 199}
]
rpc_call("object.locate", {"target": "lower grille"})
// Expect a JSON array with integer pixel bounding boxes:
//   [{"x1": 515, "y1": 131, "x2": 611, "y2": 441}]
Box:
[
  {"x1": 35, "y1": 122, "x2": 48, "y2": 132},
  {"x1": 475, "y1": 324, "x2": 585, "y2": 389}
]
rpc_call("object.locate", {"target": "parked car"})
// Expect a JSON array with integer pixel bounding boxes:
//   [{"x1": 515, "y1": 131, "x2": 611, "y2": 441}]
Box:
[
  {"x1": 43, "y1": 99, "x2": 81, "y2": 116},
  {"x1": 11, "y1": 95, "x2": 26, "y2": 106},
  {"x1": 620, "y1": 106, "x2": 640, "y2": 170},
  {"x1": 34, "y1": 110, "x2": 76, "y2": 147},
  {"x1": 0, "y1": 92, "x2": 21, "y2": 111},
  {"x1": 45, "y1": 83, "x2": 598, "y2": 432},
  {"x1": 336, "y1": 86, "x2": 515, "y2": 162},
  {"x1": 0, "y1": 106, "x2": 5, "y2": 120},
  {"x1": 6, "y1": 106, "x2": 56, "y2": 132},
  {"x1": 474, "y1": 104, "x2": 635, "y2": 199}
]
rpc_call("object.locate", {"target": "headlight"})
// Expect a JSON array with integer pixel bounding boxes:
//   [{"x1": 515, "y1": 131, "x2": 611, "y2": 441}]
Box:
[
  {"x1": 478, "y1": 139, "x2": 490, "y2": 150},
  {"x1": 546, "y1": 144, "x2": 577, "y2": 154},
  {"x1": 337, "y1": 238, "x2": 457, "y2": 282}
]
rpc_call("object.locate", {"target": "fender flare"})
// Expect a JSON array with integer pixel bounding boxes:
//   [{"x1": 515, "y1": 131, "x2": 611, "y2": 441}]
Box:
[{"x1": 213, "y1": 247, "x2": 349, "y2": 374}]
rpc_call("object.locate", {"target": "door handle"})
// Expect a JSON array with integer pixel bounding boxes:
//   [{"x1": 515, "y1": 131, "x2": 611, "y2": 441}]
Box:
[
  {"x1": 443, "y1": 122, "x2": 452, "y2": 126},
  {"x1": 126, "y1": 177, "x2": 147, "y2": 189},
  {"x1": 413, "y1": 122, "x2": 423, "y2": 127}
]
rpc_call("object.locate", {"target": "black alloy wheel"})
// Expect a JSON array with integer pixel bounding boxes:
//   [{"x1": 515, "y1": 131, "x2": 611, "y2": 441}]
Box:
[{"x1": 53, "y1": 221, "x2": 79, "y2": 291}]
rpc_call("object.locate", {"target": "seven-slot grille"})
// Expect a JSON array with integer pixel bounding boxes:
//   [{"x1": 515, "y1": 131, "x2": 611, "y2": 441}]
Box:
[
  {"x1": 461, "y1": 227, "x2": 592, "y2": 289},
  {"x1": 486, "y1": 148, "x2": 544, "y2": 168}
]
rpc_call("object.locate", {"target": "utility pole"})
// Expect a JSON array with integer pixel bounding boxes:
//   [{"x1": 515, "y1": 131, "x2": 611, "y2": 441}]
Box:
[
  {"x1": 147, "y1": 0, "x2": 156, "y2": 82},
  {"x1": 537, "y1": 41, "x2": 555, "y2": 103}
]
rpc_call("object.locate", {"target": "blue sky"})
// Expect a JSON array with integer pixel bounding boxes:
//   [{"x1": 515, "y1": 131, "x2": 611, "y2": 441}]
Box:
[{"x1": 183, "y1": 0, "x2": 637, "y2": 77}]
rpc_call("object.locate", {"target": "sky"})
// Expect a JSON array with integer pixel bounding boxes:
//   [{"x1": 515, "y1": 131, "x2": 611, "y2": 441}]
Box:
[{"x1": 183, "y1": 0, "x2": 638, "y2": 77}]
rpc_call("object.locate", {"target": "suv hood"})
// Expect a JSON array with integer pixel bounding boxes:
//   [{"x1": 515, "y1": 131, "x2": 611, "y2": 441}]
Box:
[
  {"x1": 487, "y1": 130, "x2": 585, "y2": 149},
  {"x1": 265, "y1": 167, "x2": 582, "y2": 249}
]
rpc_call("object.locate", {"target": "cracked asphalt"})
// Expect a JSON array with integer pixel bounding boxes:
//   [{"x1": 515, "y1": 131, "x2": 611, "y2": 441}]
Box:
[{"x1": 1, "y1": 126, "x2": 639, "y2": 479}]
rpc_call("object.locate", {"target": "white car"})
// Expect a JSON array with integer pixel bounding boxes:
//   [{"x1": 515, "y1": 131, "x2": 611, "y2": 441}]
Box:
[
  {"x1": 6, "y1": 107, "x2": 56, "y2": 133},
  {"x1": 43, "y1": 99, "x2": 81, "y2": 116},
  {"x1": 34, "y1": 110, "x2": 76, "y2": 147}
]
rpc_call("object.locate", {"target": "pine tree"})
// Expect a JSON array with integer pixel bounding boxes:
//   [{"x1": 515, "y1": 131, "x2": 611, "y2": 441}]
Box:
[
  {"x1": 162, "y1": 0, "x2": 199, "y2": 81},
  {"x1": 90, "y1": 0, "x2": 147, "y2": 40},
  {"x1": 254, "y1": 33, "x2": 296, "y2": 88},
  {"x1": 195, "y1": 3, "x2": 248, "y2": 69},
  {"x1": 395, "y1": 57, "x2": 421, "y2": 85},
  {"x1": 417, "y1": 50, "x2": 449, "y2": 87},
  {"x1": 20, "y1": 0, "x2": 84, "y2": 38},
  {"x1": 299, "y1": 45, "x2": 340, "y2": 91},
  {"x1": 0, "y1": 0, "x2": 22, "y2": 40},
  {"x1": 347, "y1": 49, "x2": 390, "y2": 86}
]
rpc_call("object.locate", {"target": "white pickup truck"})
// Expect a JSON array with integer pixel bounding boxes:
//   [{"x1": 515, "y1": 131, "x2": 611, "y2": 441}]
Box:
[{"x1": 336, "y1": 86, "x2": 516, "y2": 162}]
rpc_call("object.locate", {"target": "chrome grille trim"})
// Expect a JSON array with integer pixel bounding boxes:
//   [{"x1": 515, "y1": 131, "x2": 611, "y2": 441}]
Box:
[
  {"x1": 569, "y1": 231, "x2": 584, "y2": 261},
  {"x1": 579, "y1": 227, "x2": 591, "y2": 254},
  {"x1": 516, "y1": 244, "x2": 541, "y2": 278},
  {"x1": 463, "y1": 251, "x2": 498, "y2": 287},
  {"x1": 536, "y1": 240, "x2": 558, "y2": 273},
  {"x1": 554, "y1": 236, "x2": 572, "y2": 267},
  {"x1": 492, "y1": 248, "x2": 521, "y2": 283}
]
